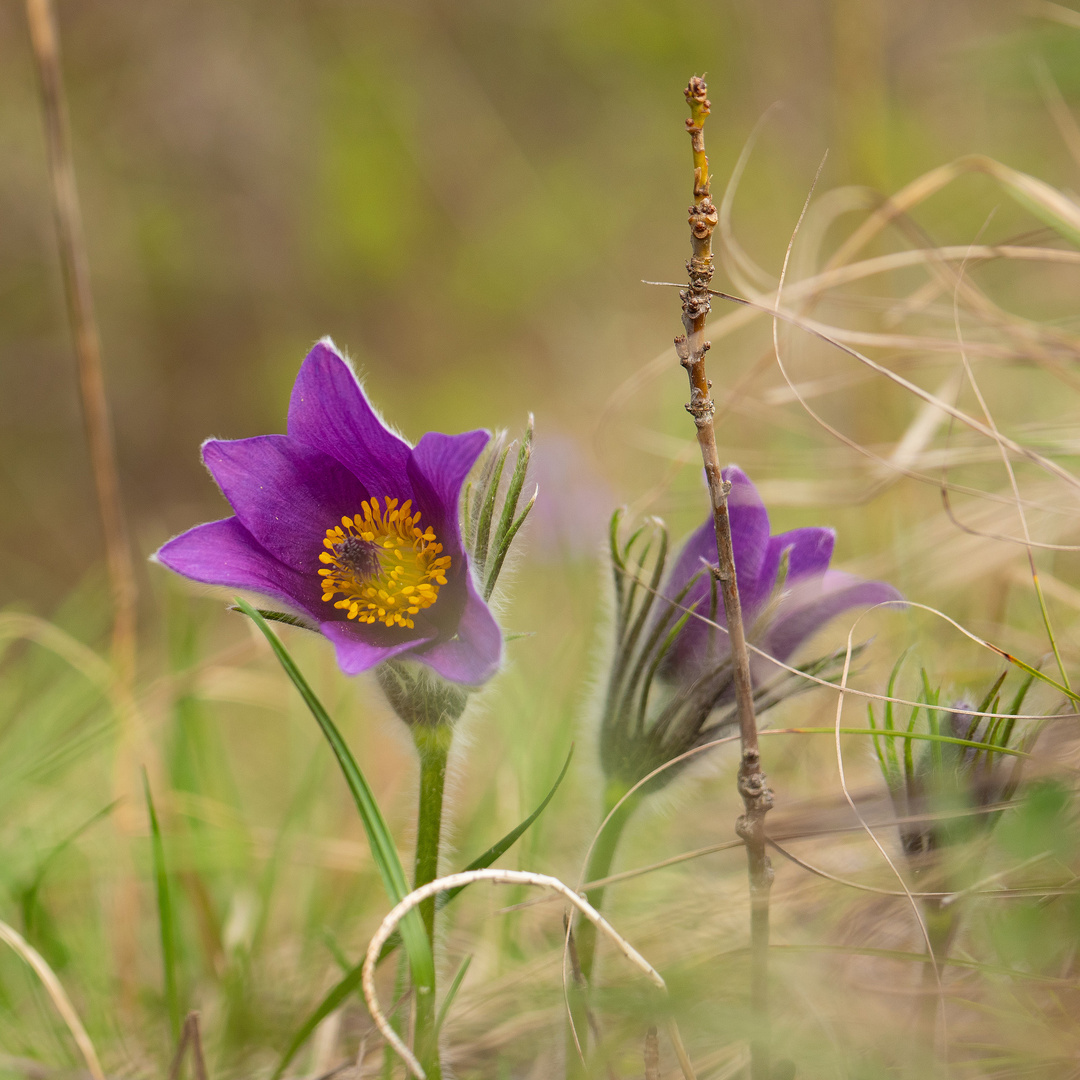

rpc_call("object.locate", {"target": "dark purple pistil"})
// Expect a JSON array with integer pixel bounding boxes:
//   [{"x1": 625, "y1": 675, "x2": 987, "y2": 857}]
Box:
[{"x1": 334, "y1": 536, "x2": 382, "y2": 579}]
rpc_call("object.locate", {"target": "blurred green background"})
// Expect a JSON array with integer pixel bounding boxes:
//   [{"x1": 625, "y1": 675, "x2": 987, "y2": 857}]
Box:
[{"x1": 4, "y1": 0, "x2": 1080, "y2": 610}]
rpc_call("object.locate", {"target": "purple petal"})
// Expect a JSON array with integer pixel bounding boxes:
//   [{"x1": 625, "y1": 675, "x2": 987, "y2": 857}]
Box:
[
  {"x1": 406, "y1": 429, "x2": 490, "y2": 548},
  {"x1": 663, "y1": 517, "x2": 716, "y2": 605},
  {"x1": 202, "y1": 435, "x2": 371, "y2": 572},
  {"x1": 762, "y1": 572, "x2": 903, "y2": 663},
  {"x1": 155, "y1": 517, "x2": 323, "y2": 618},
  {"x1": 751, "y1": 527, "x2": 836, "y2": 620},
  {"x1": 657, "y1": 517, "x2": 720, "y2": 683},
  {"x1": 414, "y1": 573, "x2": 503, "y2": 685},
  {"x1": 664, "y1": 467, "x2": 773, "y2": 619},
  {"x1": 320, "y1": 620, "x2": 436, "y2": 676},
  {"x1": 287, "y1": 340, "x2": 412, "y2": 495},
  {"x1": 724, "y1": 466, "x2": 772, "y2": 595},
  {"x1": 770, "y1": 527, "x2": 835, "y2": 582},
  {"x1": 659, "y1": 467, "x2": 774, "y2": 681}
]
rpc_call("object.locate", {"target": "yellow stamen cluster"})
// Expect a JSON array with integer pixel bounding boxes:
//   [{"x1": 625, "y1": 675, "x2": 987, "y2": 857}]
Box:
[{"x1": 318, "y1": 497, "x2": 450, "y2": 629}]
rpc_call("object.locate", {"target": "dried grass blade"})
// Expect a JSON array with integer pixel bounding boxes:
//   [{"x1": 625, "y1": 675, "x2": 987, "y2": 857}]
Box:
[
  {"x1": 0, "y1": 918, "x2": 105, "y2": 1080},
  {"x1": 144, "y1": 770, "x2": 182, "y2": 1041}
]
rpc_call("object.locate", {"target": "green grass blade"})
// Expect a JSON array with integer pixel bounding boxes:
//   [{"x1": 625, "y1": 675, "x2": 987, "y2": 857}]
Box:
[
  {"x1": 20, "y1": 799, "x2": 118, "y2": 938},
  {"x1": 998, "y1": 671, "x2": 1036, "y2": 753},
  {"x1": 780, "y1": 727, "x2": 1030, "y2": 758},
  {"x1": 275, "y1": 977, "x2": 361, "y2": 1076},
  {"x1": 999, "y1": 652, "x2": 1080, "y2": 704},
  {"x1": 378, "y1": 742, "x2": 574, "y2": 959},
  {"x1": 321, "y1": 927, "x2": 354, "y2": 975},
  {"x1": 883, "y1": 649, "x2": 909, "y2": 779},
  {"x1": 143, "y1": 770, "x2": 181, "y2": 1041},
  {"x1": 434, "y1": 954, "x2": 473, "y2": 1039},
  {"x1": 228, "y1": 606, "x2": 317, "y2": 632},
  {"x1": 283, "y1": 744, "x2": 574, "y2": 1054},
  {"x1": 867, "y1": 703, "x2": 893, "y2": 787},
  {"x1": 976, "y1": 670, "x2": 1009, "y2": 717},
  {"x1": 235, "y1": 600, "x2": 434, "y2": 1078},
  {"x1": 921, "y1": 670, "x2": 944, "y2": 775},
  {"x1": 1006, "y1": 670, "x2": 1037, "y2": 716},
  {"x1": 450, "y1": 743, "x2": 573, "y2": 891}
]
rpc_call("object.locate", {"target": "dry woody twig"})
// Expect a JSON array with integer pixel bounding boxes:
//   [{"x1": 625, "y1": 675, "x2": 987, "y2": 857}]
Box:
[
  {"x1": 24, "y1": 0, "x2": 138, "y2": 685},
  {"x1": 675, "y1": 76, "x2": 774, "y2": 1080}
]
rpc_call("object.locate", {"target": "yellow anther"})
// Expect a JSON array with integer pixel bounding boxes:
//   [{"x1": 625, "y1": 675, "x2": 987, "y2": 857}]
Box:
[{"x1": 318, "y1": 495, "x2": 449, "y2": 628}]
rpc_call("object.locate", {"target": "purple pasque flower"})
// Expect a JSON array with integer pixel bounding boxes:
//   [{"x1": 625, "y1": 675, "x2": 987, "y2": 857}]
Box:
[
  {"x1": 661, "y1": 466, "x2": 901, "y2": 687},
  {"x1": 598, "y1": 469, "x2": 900, "y2": 792},
  {"x1": 155, "y1": 339, "x2": 503, "y2": 686}
]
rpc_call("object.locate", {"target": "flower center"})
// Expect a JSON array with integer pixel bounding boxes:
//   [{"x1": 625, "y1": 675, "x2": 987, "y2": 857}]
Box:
[{"x1": 318, "y1": 497, "x2": 451, "y2": 629}]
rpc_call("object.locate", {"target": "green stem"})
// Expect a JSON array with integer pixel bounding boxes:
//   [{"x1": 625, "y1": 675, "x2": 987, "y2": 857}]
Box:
[
  {"x1": 919, "y1": 896, "x2": 958, "y2": 1053},
  {"x1": 567, "y1": 785, "x2": 640, "y2": 1077},
  {"x1": 412, "y1": 724, "x2": 452, "y2": 1079},
  {"x1": 578, "y1": 787, "x2": 640, "y2": 983}
]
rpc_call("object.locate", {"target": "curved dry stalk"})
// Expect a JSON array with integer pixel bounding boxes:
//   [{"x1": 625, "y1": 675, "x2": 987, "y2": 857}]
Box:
[
  {"x1": 824, "y1": 157, "x2": 1031, "y2": 273},
  {"x1": 759, "y1": 335, "x2": 1080, "y2": 536},
  {"x1": 771, "y1": 161, "x2": 949, "y2": 1034},
  {"x1": 829, "y1": 613, "x2": 947, "y2": 1050},
  {"x1": 767, "y1": 837, "x2": 1062, "y2": 901},
  {"x1": 711, "y1": 90, "x2": 1080, "y2": 371},
  {"x1": 1034, "y1": 57, "x2": 1080, "y2": 172},
  {"x1": 611, "y1": 252, "x2": 1080, "y2": 527},
  {"x1": 24, "y1": 0, "x2": 137, "y2": 687},
  {"x1": 612, "y1": 241, "x2": 1080, "y2": 418},
  {"x1": 716, "y1": 103, "x2": 784, "y2": 295},
  {"x1": 0, "y1": 918, "x2": 106, "y2": 1080},
  {"x1": 1036, "y1": 0, "x2": 1080, "y2": 30},
  {"x1": 582, "y1": 839, "x2": 745, "y2": 892},
  {"x1": 0, "y1": 612, "x2": 114, "y2": 693},
  {"x1": 629, "y1": 404, "x2": 1080, "y2": 527},
  {"x1": 950, "y1": 250, "x2": 1073, "y2": 688},
  {"x1": 770, "y1": 176, "x2": 1057, "y2": 1050},
  {"x1": 744, "y1": 275, "x2": 1080, "y2": 550},
  {"x1": 362, "y1": 869, "x2": 667, "y2": 1080},
  {"x1": 721, "y1": 287, "x2": 1080, "y2": 494}
]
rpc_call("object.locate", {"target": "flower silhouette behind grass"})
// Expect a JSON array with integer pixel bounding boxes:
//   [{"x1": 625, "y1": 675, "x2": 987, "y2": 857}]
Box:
[{"x1": 155, "y1": 339, "x2": 502, "y2": 686}]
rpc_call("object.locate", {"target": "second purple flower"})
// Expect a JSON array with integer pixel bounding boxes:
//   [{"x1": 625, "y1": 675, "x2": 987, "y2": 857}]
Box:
[
  {"x1": 599, "y1": 466, "x2": 901, "y2": 792},
  {"x1": 660, "y1": 466, "x2": 902, "y2": 688}
]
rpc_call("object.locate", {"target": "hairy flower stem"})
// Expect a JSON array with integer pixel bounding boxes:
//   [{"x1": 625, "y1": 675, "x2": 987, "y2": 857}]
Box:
[
  {"x1": 578, "y1": 788, "x2": 641, "y2": 984},
  {"x1": 918, "y1": 898, "x2": 956, "y2": 1050},
  {"x1": 565, "y1": 787, "x2": 639, "y2": 1076},
  {"x1": 675, "y1": 77, "x2": 774, "y2": 1080},
  {"x1": 412, "y1": 723, "x2": 452, "y2": 1080}
]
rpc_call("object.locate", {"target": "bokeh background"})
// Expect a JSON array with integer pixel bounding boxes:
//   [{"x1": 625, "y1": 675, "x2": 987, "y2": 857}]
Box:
[
  {"x1": 6, "y1": 1, "x2": 1080, "y2": 1077},
  {"x1": 6, "y1": 0, "x2": 1080, "y2": 606}
]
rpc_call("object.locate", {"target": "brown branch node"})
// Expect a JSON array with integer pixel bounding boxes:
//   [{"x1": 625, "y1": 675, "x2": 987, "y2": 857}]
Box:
[{"x1": 688, "y1": 200, "x2": 718, "y2": 240}]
